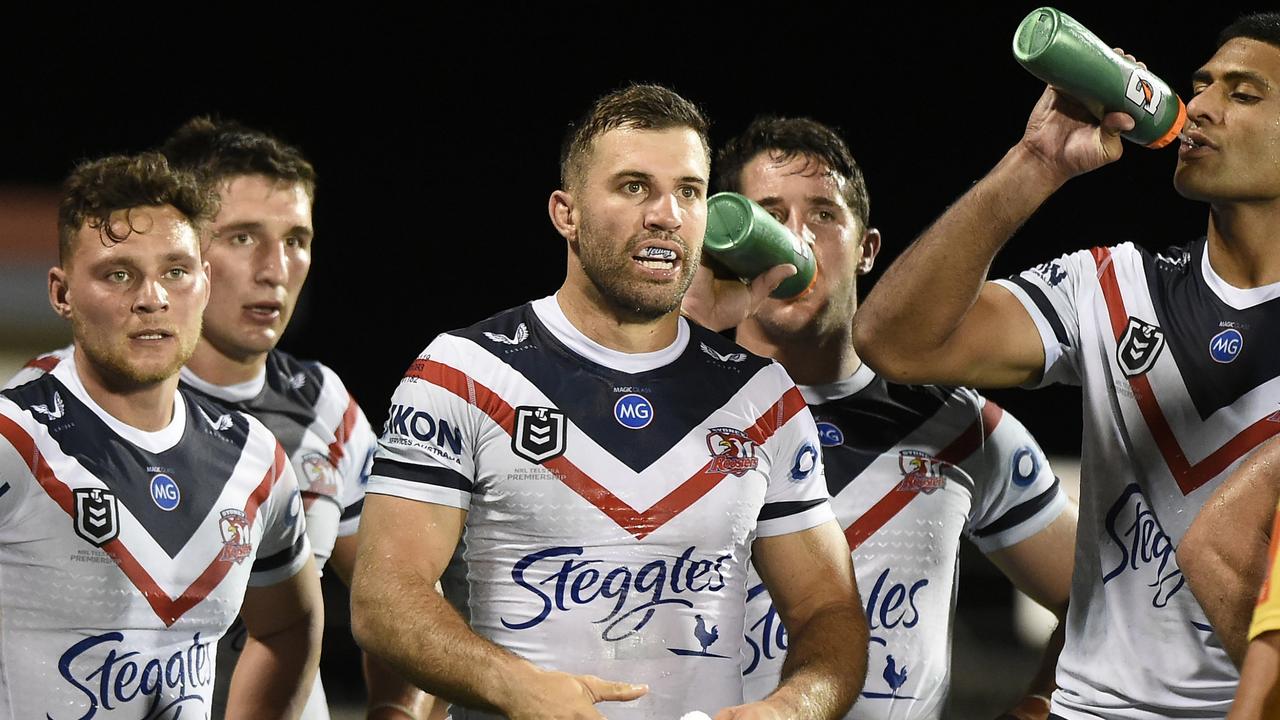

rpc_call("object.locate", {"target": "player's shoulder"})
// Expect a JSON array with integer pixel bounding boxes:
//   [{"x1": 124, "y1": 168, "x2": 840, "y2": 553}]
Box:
[
  {"x1": 685, "y1": 321, "x2": 774, "y2": 377},
  {"x1": 261, "y1": 348, "x2": 328, "y2": 406},
  {"x1": 178, "y1": 384, "x2": 261, "y2": 446},
  {"x1": 4, "y1": 345, "x2": 74, "y2": 390}
]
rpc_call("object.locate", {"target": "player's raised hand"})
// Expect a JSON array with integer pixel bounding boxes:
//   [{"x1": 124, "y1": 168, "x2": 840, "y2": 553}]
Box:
[
  {"x1": 506, "y1": 669, "x2": 647, "y2": 720},
  {"x1": 1018, "y1": 49, "x2": 1141, "y2": 184},
  {"x1": 682, "y1": 260, "x2": 797, "y2": 332}
]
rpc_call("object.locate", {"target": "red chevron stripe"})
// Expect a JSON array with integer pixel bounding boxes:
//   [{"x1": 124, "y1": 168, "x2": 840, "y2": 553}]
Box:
[
  {"x1": 406, "y1": 358, "x2": 805, "y2": 541},
  {"x1": 0, "y1": 414, "x2": 285, "y2": 626},
  {"x1": 1092, "y1": 246, "x2": 1280, "y2": 495},
  {"x1": 844, "y1": 398, "x2": 1003, "y2": 551}
]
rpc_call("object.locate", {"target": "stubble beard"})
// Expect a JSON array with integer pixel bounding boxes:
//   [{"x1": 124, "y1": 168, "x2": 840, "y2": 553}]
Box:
[
  {"x1": 576, "y1": 214, "x2": 700, "y2": 322},
  {"x1": 72, "y1": 313, "x2": 201, "y2": 388}
]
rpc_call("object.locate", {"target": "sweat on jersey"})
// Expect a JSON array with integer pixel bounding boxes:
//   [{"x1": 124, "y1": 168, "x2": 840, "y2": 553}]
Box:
[
  {"x1": 994, "y1": 239, "x2": 1280, "y2": 719},
  {"x1": 742, "y1": 363, "x2": 1066, "y2": 720},
  {"x1": 13, "y1": 345, "x2": 375, "y2": 720},
  {"x1": 368, "y1": 295, "x2": 836, "y2": 719},
  {"x1": 0, "y1": 354, "x2": 310, "y2": 719}
]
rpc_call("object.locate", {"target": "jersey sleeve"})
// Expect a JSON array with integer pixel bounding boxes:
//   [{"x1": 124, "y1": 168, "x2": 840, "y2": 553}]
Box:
[
  {"x1": 367, "y1": 336, "x2": 481, "y2": 511},
  {"x1": 1249, "y1": 498, "x2": 1280, "y2": 642},
  {"x1": 336, "y1": 423, "x2": 375, "y2": 538},
  {"x1": 249, "y1": 442, "x2": 313, "y2": 587},
  {"x1": 961, "y1": 392, "x2": 1068, "y2": 554},
  {"x1": 755, "y1": 375, "x2": 835, "y2": 539},
  {"x1": 991, "y1": 249, "x2": 1095, "y2": 388},
  {"x1": 3, "y1": 346, "x2": 73, "y2": 390}
]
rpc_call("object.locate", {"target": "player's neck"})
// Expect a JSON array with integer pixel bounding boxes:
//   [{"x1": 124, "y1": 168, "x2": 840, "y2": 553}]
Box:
[
  {"x1": 736, "y1": 321, "x2": 862, "y2": 387},
  {"x1": 72, "y1": 346, "x2": 180, "y2": 432},
  {"x1": 185, "y1": 340, "x2": 269, "y2": 387},
  {"x1": 554, "y1": 285, "x2": 680, "y2": 354},
  {"x1": 1206, "y1": 202, "x2": 1280, "y2": 288}
]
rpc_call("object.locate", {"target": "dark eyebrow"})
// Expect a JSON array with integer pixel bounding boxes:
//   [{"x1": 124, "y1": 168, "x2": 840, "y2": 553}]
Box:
[
  {"x1": 1192, "y1": 69, "x2": 1273, "y2": 90},
  {"x1": 613, "y1": 170, "x2": 706, "y2": 187},
  {"x1": 215, "y1": 221, "x2": 314, "y2": 239}
]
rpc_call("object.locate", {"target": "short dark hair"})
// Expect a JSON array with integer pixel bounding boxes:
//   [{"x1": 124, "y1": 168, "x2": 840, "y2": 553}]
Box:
[
  {"x1": 716, "y1": 116, "x2": 870, "y2": 230},
  {"x1": 1218, "y1": 11, "x2": 1280, "y2": 51},
  {"x1": 57, "y1": 152, "x2": 217, "y2": 265},
  {"x1": 160, "y1": 116, "x2": 317, "y2": 200},
  {"x1": 559, "y1": 83, "x2": 710, "y2": 191}
]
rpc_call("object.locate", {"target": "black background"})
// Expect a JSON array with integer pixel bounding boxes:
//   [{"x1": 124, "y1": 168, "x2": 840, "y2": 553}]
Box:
[
  {"x1": 4, "y1": 0, "x2": 1263, "y2": 711},
  {"x1": 5, "y1": 1, "x2": 1254, "y2": 455}
]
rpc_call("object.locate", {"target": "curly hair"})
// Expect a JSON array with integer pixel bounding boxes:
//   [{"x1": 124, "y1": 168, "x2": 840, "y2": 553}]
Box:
[
  {"x1": 1218, "y1": 11, "x2": 1280, "y2": 50},
  {"x1": 559, "y1": 83, "x2": 709, "y2": 192},
  {"x1": 57, "y1": 152, "x2": 218, "y2": 265},
  {"x1": 715, "y1": 116, "x2": 870, "y2": 230},
  {"x1": 160, "y1": 116, "x2": 316, "y2": 199}
]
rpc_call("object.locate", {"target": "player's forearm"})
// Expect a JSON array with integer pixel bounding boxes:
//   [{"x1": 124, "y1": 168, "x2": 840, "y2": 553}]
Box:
[
  {"x1": 224, "y1": 615, "x2": 322, "y2": 720},
  {"x1": 853, "y1": 144, "x2": 1063, "y2": 377},
  {"x1": 1024, "y1": 615, "x2": 1065, "y2": 702},
  {"x1": 364, "y1": 649, "x2": 433, "y2": 719},
  {"x1": 769, "y1": 600, "x2": 868, "y2": 720},
  {"x1": 1228, "y1": 633, "x2": 1280, "y2": 720},
  {"x1": 350, "y1": 574, "x2": 535, "y2": 715},
  {"x1": 1180, "y1": 540, "x2": 1258, "y2": 666}
]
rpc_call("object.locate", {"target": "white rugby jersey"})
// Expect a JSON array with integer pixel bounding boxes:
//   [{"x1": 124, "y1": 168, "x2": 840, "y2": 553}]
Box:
[
  {"x1": 0, "y1": 353, "x2": 309, "y2": 719},
  {"x1": 742, "y1": 364, "x2": 1065, "y2": 719},
  {"x1": 994, "y1": 239, "x2": 1280, "y2": 719},
  {"x1": 368, "y1": 295, "x2": 835, "y2": 719},
  {"x1": 14, "y1": 346, "x2": 373, "y2": 720}
]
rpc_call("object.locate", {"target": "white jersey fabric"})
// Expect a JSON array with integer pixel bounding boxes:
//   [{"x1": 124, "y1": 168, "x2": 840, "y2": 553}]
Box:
[
  {"x1": 994, "y1": 239, "x2": 1280, "y2": 719},
  {"x1": 0, "y1": 353, "x2": 310, "y2": 719},
  {"x1": 13, "y1": 346, "x2": 373, "y2": 720},
  {"x1": 742, "y1": 363, "x2": 1066, "y2": 719},
  {"x1": 368, "y1": 295, "x2": 835, "y2": 719}
]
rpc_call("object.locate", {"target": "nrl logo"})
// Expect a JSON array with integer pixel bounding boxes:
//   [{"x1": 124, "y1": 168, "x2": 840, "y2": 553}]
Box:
[
  {"x1": 73, "y1": 487, "x2": 119, "y2": 547},
  {"x1": 512, "y1": 406, "x2": 567, "y2": 464},
  {"x1": 700, "y1": 342, "x2": 747, "y2": 364},
  {"x1": 1117, "y1": 316, "x2": 1166, "y2": 378},
  {"x1": 484, "y1": 324, "x2": 529, "y2": 346}
]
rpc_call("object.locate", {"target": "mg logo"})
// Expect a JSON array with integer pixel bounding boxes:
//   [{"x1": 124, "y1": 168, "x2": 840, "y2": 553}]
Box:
[
  {"x1": 150, "y1": 473, "x2": 180, "y2": 511},
  {"x1": 613, "y1": 394, "x2": 653, "y2": 430},
  {"x1": 1209, "y1": 328, "x2": 1243, "y2": 364}
]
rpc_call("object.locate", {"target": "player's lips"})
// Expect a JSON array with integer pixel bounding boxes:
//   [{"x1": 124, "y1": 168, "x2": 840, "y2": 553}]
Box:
[
  {"x1": 631, "y1": 240, "x2": 683, "y2": 279},
  {"x1": 1179, "y1": 129, "x2": 1218, "y2": 159},
  {"x1": 128, "y1": 328, "x2": 176, "y2": 342},
  {"x1": 243, "y1": 301, "x2": 283, "y2": 324}
]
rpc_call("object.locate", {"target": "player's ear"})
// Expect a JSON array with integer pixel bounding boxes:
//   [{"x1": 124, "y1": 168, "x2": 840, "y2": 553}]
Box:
[
  {"x1": 48, "y1": 266, "x2": 73, "y2": 319},
  {"x1": 857, "y1": 228, "x2": 882, "y2": 275},
  {"x1": 549, "y1": 190, "x2": 577, "y2": 242}
]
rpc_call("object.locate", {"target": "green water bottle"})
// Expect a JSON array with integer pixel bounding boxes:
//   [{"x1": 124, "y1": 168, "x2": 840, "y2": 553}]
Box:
[
  {"x1": 1012, "y1": 7, "x2": 1186, "y2": 148},
  {"x1": 703, "y1": 192, "x2": 817, "y2": 299}
]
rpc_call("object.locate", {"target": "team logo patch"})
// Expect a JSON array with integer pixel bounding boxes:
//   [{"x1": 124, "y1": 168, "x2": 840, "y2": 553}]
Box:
[
  {"x1": 512, "y1": 406, "x2": 567, "y2": 464},
  {"x1": 218, "y1": 509, "x2": 253, "y2": 564},
  {"x1": 483, "y1": 324, "x2": 529, "y2": 345},
  {"x1": 1209, "y1": 328, "x2": 1243, "y2": 364},
  {"x1": 1117, "y1": 316, "x2": 1166, "y2": 377},
  {"x1": 613, "y1": 394, "x2": 653, "y2": 430},
  {"x1": 150, "y1": 473, "x2": 181, "y2": 511},
  {"x1": 73, "y1": 488, "x2": 119, "y2": 547},
  {"x1": 288, "y1": 372, "x2": 308, "y2": 390},
  {"x1": 790, "y1": 443, "x2": 818, "y2": 482},
  {"x1": 700, "y1": 342, "x2": 747, "y2": 363},
  {"x1": 897, "y1": 450, "x2": 947, "y2": 494},
  {"x1": 1011, "y1": 447, "x2": 1040, "y2": 487},
  {"x1": 300, "y1": 453, "x2": 339, "y2": 497},
  {"x1": 816, "y1": 421, "x2": 844, "y2": 447},
  {"x1": 706, "y1": 427, "x2": 759, "y2": 476}
]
